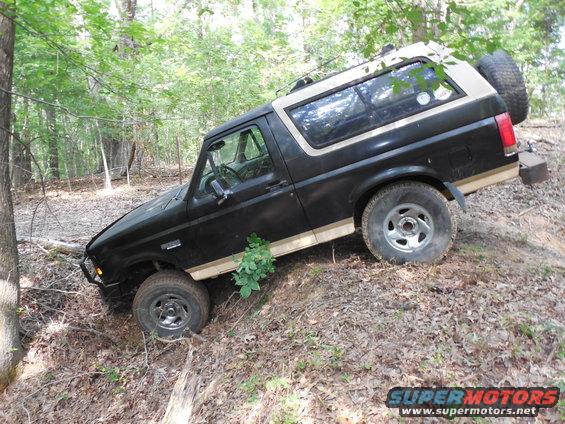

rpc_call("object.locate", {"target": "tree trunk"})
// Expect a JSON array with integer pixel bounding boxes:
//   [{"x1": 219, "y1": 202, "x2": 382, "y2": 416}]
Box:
[
  {"x1": 411, "y1": 2, "x2": 428, "y2": 43},
  {"x1": 60, "y1": 113, "x2": 77, "y2": 179},
  {"x1": 22, "y1": 98, "x2": 32, "y2": 183},
  {"x1": 10, "y1": 115, "x2": 22, "y2": 186},
  {"x1": 176, "y1": 136, "x2": 182, "y2": 185},
  {"x1": 121, "y1": 141, "x2": 136, "y2": 176},
  {"x1": 152, "y1": 119, "x2": 159, "y2": 166},
  {"x1": 117, "y1": 0, "x2": 138, "y2": 56},
  {"x1": 12, "y1": 97, "x2": 32, "y2": 188},
  {"x1": 120, "y1": 121, "x2": 137, "y2": 177},
  {"x1": 16, "y1": 237, "x2": 83, "y2": 255},
  {"x1": 430, "y1": 0, "x2": 446, "y2": 39},
  {"x1": 45, "y1": 106, "x2": 60, "y2": 180},
  {"x1": 115, "y1": 1, "x2": 138, "y2": 173},
  {"x1": 96, "y1": 121, "x2": 112, "y2": 190},
  {"x1": 0, "y1": 0, "x2": 22, "y2": 389},
  {"x1": 161, "y1": 348, "x2": 198, "y2": 424}
]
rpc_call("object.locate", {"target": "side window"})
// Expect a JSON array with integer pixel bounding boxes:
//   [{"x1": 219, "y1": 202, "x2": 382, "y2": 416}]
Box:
[
  {"x1": 197, "y1": 125, "x2": 275, "y2": 196},
  {"x1": 288, "y1": 62, "x2": 457, "y2": 148},
  {"x1": 241, "y1": 127, "x2": 265, "y2": 160}
]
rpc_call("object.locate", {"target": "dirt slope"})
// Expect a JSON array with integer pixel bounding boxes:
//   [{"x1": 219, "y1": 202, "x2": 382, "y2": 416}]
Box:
[{"x1": 1, "y1": 121, "x2": 563, "y2": 423}]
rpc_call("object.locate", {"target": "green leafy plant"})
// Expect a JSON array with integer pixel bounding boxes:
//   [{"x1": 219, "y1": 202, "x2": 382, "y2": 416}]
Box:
[
  {"x1": 309, "y1": 265, "x2": 324, "y2": 278},
  {"x1": 274, "y1": 393, "x2": 300, "y2": 424},
  {"x1": 98, "y1": 365, "x2": 126, "y2": 395},
  {"x1": 232, "y1": 233, "x2": 275, "y2": 299},
  {"x1": 57, "y1": 392, "x2": 69, "y2": 402},
  {"x1": 99, "y1": 366, "x2": 121, "y2": 383},
  {"x1": 518, "y1": 322, "x2": 536, "y2": 340},
  {"x1": 239, "y1": 375, "x2": 261, "y2": 402},
  {"x1": 340, "y1": 373, "x2": 352, "y2": 383},
  {"x1": 265, "y1": 377, "x2": 290, "y2": 391}
]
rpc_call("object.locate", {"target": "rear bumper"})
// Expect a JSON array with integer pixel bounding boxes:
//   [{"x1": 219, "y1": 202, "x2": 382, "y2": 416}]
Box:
[
  {"x1": 453, "y1": 152, "x2": 548, "y2": 194},
  {"x1": 519, "y1": 152, "x2": 549, "y2": 185}
]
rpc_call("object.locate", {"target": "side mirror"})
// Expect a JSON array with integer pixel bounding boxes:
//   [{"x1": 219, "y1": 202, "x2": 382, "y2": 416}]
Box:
[{"x1": 210, "y1": 180, "x2": 231, "y2": 205}]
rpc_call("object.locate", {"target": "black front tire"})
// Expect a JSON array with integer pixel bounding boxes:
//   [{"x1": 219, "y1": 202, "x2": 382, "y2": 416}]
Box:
[
  {"x1": 361, "y1": 182, "x2": 456, "y2": 263},
  {"x1": 132, "y1": 270, "x2": 210, "y2": 338}
]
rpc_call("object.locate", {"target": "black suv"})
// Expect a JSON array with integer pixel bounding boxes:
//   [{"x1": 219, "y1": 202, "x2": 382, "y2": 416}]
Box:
[{"x1": 81, "y1": 42, "x2": 548, "y2": 337}]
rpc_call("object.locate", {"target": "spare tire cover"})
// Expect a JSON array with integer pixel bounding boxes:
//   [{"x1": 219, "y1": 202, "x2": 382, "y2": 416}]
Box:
[{"x1": 476, "y1": 50, "x2": 529, "y2": 124}]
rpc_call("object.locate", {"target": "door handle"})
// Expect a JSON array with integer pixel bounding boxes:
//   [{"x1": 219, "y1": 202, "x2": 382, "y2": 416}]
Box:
[{"x1": 266, "y1": 179, "x2": 288, "y2": 192}]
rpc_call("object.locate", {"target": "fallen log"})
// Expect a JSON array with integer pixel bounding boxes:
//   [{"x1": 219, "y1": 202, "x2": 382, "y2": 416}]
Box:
[
  {"x1": 17, "y1": 237, "x2": 84, "y2": 255},
  {"x1": 162, "y1": 348, "x2": 198, "y2": 424}
]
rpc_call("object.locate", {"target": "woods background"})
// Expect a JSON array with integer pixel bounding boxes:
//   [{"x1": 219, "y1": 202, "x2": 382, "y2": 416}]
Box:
[
  {"x1": 0, "y1": 1, "x2": 564, "y2": 423},
  {"x1": 6, "y1": 0, "x2": 564, "y2": 189}
]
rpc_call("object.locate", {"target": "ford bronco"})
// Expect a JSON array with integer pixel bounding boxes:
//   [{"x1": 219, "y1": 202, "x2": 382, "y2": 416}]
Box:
[{"x1": 81, "y1": 42, "x2": 548, "y2": 337}]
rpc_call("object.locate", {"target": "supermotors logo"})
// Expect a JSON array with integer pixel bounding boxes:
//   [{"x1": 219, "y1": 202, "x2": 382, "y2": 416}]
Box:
[{"x1": 386, "y1": 387, "x2": 560, "y2": 417}]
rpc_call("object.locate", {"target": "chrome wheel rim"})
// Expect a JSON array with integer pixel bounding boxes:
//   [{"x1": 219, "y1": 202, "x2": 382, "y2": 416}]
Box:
[
  {"x1": 383, "y1": 203, "x2": 434, "y2": 252},
  {"x1": 150, "y1": 294, "x2": 191, "y2": 330}
]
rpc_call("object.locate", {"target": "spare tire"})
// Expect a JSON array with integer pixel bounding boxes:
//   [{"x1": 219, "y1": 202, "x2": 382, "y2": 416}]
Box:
[{"x1": 476, "y1": 50, "x2": 529, "y2": 124}]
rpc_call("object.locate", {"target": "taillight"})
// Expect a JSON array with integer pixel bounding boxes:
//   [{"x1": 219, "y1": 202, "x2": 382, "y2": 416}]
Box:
[{"x1": 495, "y1": 112, "x2": 517, "y2": 156}]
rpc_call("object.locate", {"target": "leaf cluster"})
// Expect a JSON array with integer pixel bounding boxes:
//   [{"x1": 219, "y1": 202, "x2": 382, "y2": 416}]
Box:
[{"x1": 232, "y1": 233, "x2": 275, "y2": 299}]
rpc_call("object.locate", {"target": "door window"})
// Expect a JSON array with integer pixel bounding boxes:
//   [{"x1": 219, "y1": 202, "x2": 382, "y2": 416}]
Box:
[{"x1": 197, "y1": 125, "x2": 275, "y2": 196}]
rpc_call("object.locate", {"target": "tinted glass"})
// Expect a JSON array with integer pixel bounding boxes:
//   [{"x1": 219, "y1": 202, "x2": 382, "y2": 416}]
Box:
[
  {"x1": 197, "y1": 125, "x2": 274, "y2": 195},
  {"x1": 288, "y1": 87, "x2": 369, "y2": 149},
  {"x1": 289, "y1": 62, "x2": 456, "y2": 148}
]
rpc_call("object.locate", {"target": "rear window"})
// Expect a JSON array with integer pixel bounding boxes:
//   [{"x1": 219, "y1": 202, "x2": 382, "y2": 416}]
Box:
[{"x1": 288, "y1": 62, "x2": 459, "y2": 148}]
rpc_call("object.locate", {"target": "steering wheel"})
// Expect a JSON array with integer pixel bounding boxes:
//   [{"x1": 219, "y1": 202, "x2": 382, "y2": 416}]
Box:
[{"x1": 219, "y1": 164, "x2": 243, "y2": 184}]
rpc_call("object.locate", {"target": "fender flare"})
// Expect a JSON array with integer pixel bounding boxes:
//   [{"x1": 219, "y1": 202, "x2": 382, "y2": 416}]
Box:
[
  {"x1": 349, "y1": 166, "x2": 466, "y2": 210},
  {"x1": 121, "y1": 252, "x2": 183, "y2": 275},
  {"x1": 443, "y1": 181, "x2": 466, "y2": 210}
]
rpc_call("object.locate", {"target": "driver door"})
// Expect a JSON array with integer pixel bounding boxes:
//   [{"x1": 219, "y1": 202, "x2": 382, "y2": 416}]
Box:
[{"x1": 185, "y1": 116, "x2": 314, "y2": 279}]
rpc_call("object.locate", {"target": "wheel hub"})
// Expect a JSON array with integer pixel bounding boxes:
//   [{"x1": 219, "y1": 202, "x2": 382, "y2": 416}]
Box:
[
  {"x1": 383, "y1": 203, "x2": 434, "y2": 253},
  {"x1": 399, "y1": 216, "x2": 418, "y2": 235},
  {"x1": 150, "y1": 295, "x2": 192, "y2": 330}
]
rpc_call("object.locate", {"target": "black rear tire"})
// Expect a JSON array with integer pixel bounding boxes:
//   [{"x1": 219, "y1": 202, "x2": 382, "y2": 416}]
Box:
[
  {"x1": 133, "y1": 270, "x2": 210, "y2": 338},
  {"x1": 476, "y1": 50, "x2": 529, "y2": 124},
  {"x1": 361, "y1": 182, "x2": 456, "y2": 263}
]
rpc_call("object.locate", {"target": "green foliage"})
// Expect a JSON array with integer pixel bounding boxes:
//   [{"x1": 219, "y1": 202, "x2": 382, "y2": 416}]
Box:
[
  {"x1": 8, "y1": 0, "x2": 564, "y2": 184},
  {"x1": 270, "y1": 393, "x2": 300, "y2": 424},
  {"x1": 308, "y1": 265, "x2": 324, "y2": 278},
  {"x1": 265, "y1": 377, "x2": 290, "y2": 391},
  {"x1": 99, "y1": 366, "x2": 121, "y2": 383},
  {"x1": 558, "y1": 341, "x2": 565, "y2": 361},
  {"x1": 97, "y1": 365, "x2": 125, "y2": 395},
  {"x1": 539, "y1": 264, "x2": 554, "y2": 279},
  {"x1": 345, "y1": 0, "x2": 564, "y2": 116},
  {"x1": 238, "y1": 375, "x2": 261, "y2": 402},
  {"x1": 232, "y1": 233, "x2": 275, "y2": 299},
  {"x1": 57, "y1": 391, "x2": 69, "y2": 401},
  {"x1": 518, "y1": 322, "x2": 536, "y2": 340}
]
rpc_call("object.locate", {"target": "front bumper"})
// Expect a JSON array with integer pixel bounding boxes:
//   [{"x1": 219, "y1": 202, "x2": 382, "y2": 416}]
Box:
[
  {"x1": 80, "y1": 254, "x2": 100, "y2": 285},
  {"x1": 80, "y1": 254, "x2": 123, "y2": 300},
  {"x1": 519, "y1": 152, "x2": 549, "y2": 185}
]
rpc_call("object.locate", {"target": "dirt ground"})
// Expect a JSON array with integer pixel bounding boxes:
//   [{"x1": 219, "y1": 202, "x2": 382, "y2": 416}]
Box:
[{"x1": 1, "y1": 120, "x2": 563, "y2": 423}]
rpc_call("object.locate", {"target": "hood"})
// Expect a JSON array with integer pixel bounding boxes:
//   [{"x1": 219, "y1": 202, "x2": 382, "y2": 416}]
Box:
[{"x1": 86, "y1": 185, "x2": 187, "y2": 254}]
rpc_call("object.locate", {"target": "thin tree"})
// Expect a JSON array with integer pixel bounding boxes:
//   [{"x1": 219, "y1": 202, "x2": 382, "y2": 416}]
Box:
[
  {"x1": 117, "y1": 0, "x2": 138, "y2": 176},
  {"x1": 95, "y1": 121, "x2": 112, "y2": 190},
  {"x1": 46, "y1": 105, "x2": 60, "y2": 179},
  {"x1": 0, "y1": 0, "x2": 23, "y2": 389},
  {"x1": 11, "y1": 97, "x2": 31, "y2": 188}
]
